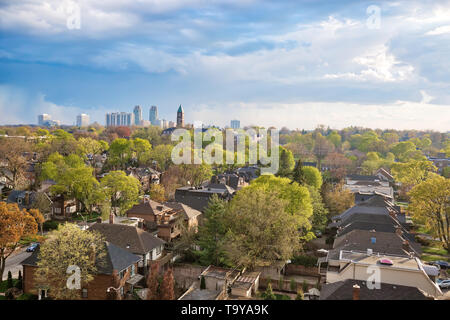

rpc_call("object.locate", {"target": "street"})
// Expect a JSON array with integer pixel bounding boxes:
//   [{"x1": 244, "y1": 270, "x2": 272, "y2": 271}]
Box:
[{"x1": 2, "y1": 249, "x2": 32, "y2": 280}]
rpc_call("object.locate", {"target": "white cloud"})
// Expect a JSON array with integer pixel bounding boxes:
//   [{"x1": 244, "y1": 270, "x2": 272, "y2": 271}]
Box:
[{"x1": 426, "y1": 25, "x2": 450, "y2": 35}]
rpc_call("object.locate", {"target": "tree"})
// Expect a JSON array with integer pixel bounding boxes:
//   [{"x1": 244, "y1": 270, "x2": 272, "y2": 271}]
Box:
[
  {"x1": 160, "y1": 268, "x2": 175, "y2": 300},
  {"x1": 35, "y1": 223, "x2": 106, "y2": 300},
  {"x1": 302, "y1": 166, "x2": 323, "y2": 190},
  {"x1": 296, "y1": 289, "x2": 304, "y2": 300},
  {"x1": 408, "y1": 175, "x2": 450, "y2": 250},
  {"x1": 76, "y1": 137, "x2": 108, "y2": 166},
  {"x1": 7, "y1": 270, "x2": 13, "y2": 289},
  {"x1": 323, "y1": 183, "x2": 355, "y2": 216},
  {"x1": 29, "y1": 209, "x2": 45, "y2": 235},
  {"x1": 307, "y1": 186, "x2": 328, "y2": 231},
  {"x1": 391, "y1": 160, "x2": 437, "y2": 190},
  {"x1": 132, "y1": 138, "x2": 152, "y2": 166},
  {"x1": 313, "y1": 133, "x2": 334, "y2": 170},
  {"x1": 149, "y1": 184, "x2": 166, "y2": 203},
  {"x1": 248, "y1": 175, "x2": 313, "y2": 232},
  {"x1": 196, "y1": 195, "x2": 229, "y2": 266},
  {"x1": 108, "y1": 138, "x2": 133, "y2": 170},
  {"x1": 151, "y1": 144, "x2": 174, "y2": 171},
  {"x1": 263, "y1": 282, "x2": 276, "y2": 300},
  {"x1": 146, "y1": 263, "x2": 160, "y2": 300},
  {"x1": 16, "y1": 270, "x2": 23, "y2": 290},
  {"x1": 100, "y1": 171, "x2": 141, "y2": 216},
  {"x1": 200, "y1": 276, "x2": 206, "y2": 290},
  {"x1": 224, "y1": 187, "x2": 302, "y2": 269},
  {"x1": 292, "y1": 160, "x2": 307, "y2": 185},
  {"x1": 277, "y1": 147, "x2": 295, "y2": 177},
  {"x1": 0, "y1": 202, "x2": 38, "y2": 281},
  {"x1": 41, "y1": 153, "x2": 105, "y2": 215},
  {"x1": 0, "y1": 138, "x2": 31, "y2": 189}
]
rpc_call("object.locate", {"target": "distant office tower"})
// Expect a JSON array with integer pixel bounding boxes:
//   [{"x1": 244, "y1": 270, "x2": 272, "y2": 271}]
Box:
[
  {"x1": 133, "y1": 105, "x2": 142, "y2": 126},
  {"x1": 161, "y1": 119, "x2": 168, "y2": 129},
  {"x1": 230, "y1": 120, "x2": 240, "y2": 129},
  {"x1": 38, "y1": 114, "x2": 51, "y2": 126},
  {"x1": 106, "y1": 112, "x2": 134, "y2": 127},
  {"x1": 168, "y1": 121, "x2": 175, "y2": 128},
  {"x1": 76, "y1": 114, "x2": 90, "y2": 127},
  {"x1": 140, "y1": 120, "x2": 150, "y2": 127},
  {"x1": 177, "y1": 105, "x2": 184, "y2": 128},
  {"x1": 150, "y1": 106, "x2": 158, "y2": 125}
]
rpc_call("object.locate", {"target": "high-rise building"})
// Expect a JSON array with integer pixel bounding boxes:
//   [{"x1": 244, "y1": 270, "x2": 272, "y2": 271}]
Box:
[
  {"x1": 106, "y1": 112, "x2": 134, "y2": 127},
  {"x1": 150, "y1": 106, "x2": 158, "y2": 125},
  {"x1": 133, "y1": 105, "x2": 142, "y2": 126},
  {"x1": 177, "y1": 105, "x2": 184, "y2": 128},
  {"x1": 168, "y1": 121, "x2": 175, "y2": 128},
  {"x1": 230, "y1": 120, "x2": 240, "y2": 129},
  {"x1": 76, "y1": 114, "x2": 90, "y2": 127},
  {"x1": 38, "y1": 114, "x2": 51, "y2": 126}
]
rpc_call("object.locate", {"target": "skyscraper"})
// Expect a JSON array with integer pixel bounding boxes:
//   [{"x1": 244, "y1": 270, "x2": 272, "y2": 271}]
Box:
[
  {"x1": 76, "y1": 114, "x2": 90, "y2": 127},
  {"x1": 150, "y1": 106, "x2": 158, "y2": 125},
  {"x1": 133, "y1": 105, "x2": 142, "y2": 126},
  {"x1": 177, "y1": 105, "x2": 184, "y2": 128},
  {"x1": 230, "y1": 120, "x2": 240, "y2": 129},
  {"x1": 106, "y1": 112, "x2": 134, "y2": 127},
  {"x1": 38, "y1": 114, "x2": 51, "y2": 126}
]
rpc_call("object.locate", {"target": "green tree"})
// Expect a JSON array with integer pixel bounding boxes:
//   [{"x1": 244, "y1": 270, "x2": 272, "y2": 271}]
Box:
[
  {"x1": 302, "y1": 166, "x2": 323, "y2": 190},
  {"x1": 408, "y1": 175, "x2": 450, "y2": 250},
  {"x1": 307, "y1": 186, "x2": 328, "y2": 230},
  {"x1": 100, "y1": 171, "x2": 141, "y2": 216},
  {"x1": 224, "y1": 187, "x2": 302, "y2": 269},
  {"x1": 292, "y1": 160, "x2": 307, "y2": 185},
  {"x1": 200, "y1": 276, "x2": 206, "y2": 290},
  {"x1": 296, "y1": 289, "x2": 304, "y2": 300},
  {"x1": 277, "y1": 147, "x2": 295, "y2": 177},
  {"x1": 7, "y1": 271, "x2": 13, "y2": 289},
  {"x1": 196, "y1": 195, "x2": 229, "y2": 266},
  {"x1": 323, "y1": 183, "x2": 355, "y2": 216},
  {"x1": 108, "y1": 138, "x2": 133, "y2": 169},
  {"x1": 391, "y1": 160, "x2": 437, "y2": 189},
  {"x1": 149, "y1": 184, "x2": 166, "y2": 203},
  {"x1": 133, "y1": 138, "x2": 152, "y2": 165},
  {"x1": 263, "y1": 282, "x2": 276, "y2": 300},
  {"x1": 151, "y1": 144, "x2": 174, "y2": 171},
  {"x1": 35, "y1": 223, "x2": 106, "y2": 300}
]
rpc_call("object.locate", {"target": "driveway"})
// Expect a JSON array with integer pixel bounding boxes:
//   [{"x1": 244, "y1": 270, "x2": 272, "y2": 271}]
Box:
[{"x1": 2, "y1": 249, "x2": 32, "y2": 280}]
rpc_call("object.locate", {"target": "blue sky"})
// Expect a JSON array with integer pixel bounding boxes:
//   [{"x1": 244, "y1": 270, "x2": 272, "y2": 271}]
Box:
[{"x1": 0, "y1": 0, "x2": 449, "y2": 130}]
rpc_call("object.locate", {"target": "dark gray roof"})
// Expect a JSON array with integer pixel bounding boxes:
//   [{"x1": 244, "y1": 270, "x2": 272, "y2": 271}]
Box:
[
  {"x1": 88, "y1": 223, "x2": 166, "y2": 255},
  {"x1": 22, "y1": 242, "x2": 141, "y2": 275},
  {"x1": 347, "y1": 174, "x2": 384, "y2": 181},
  {"x1": 320, "y1": 279, "x2": 429, "y2": 300},
  {"x1": 6, "y1": 190, "x2": 37, "y2": 208}
]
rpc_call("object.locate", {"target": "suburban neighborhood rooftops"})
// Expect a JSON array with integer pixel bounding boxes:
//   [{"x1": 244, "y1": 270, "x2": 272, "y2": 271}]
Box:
[
  {"x1": 339, "y1": 250, "x2": 421, "y2": 271},
  {"x1": 163, "y1": 202, "x2": 202, "y2": 220},
  {"x1": 88, "y1": 223, "x2": 166, "y2": 255},
  {"x1": 320, "y1": 279, "x2": 429, "y2": 300}
]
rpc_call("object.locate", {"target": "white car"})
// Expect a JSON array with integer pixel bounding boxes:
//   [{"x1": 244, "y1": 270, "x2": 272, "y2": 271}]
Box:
[{"x1": 437, "y1": 279, "x2": 450, "y2": 289}]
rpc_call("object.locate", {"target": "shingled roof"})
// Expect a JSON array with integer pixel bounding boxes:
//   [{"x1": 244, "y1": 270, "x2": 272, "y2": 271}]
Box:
[
  {"x1": 88, "y1": 223, "x2": 166, "y2": 255},
  {"x1": 22, "y1": 241, "x2": 141, "y2": 275},
  {"x1": 163, "y1": 202, "x2": 202, "y2": 220},
  {"x1": 320, "y1": 279, "x2": 429, "y2": 300}
]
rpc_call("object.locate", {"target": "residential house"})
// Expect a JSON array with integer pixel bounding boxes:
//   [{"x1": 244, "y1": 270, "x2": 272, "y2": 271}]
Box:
[
  {"x1": 7, "y1": 190, "x2": 38, "y2": 209},
  {"x1": 175, "y1": 183, "x2": 235, "y2": 212},
  {"x1": 126, "y1": 199, "x2": 182, "y2": 242},
  {"x1": 22, "y1": 242, "x2": 142, "y2": 300},
  {"x1": 324, "y1": 250, "x2": 442, "y2": 297},
  {"x1": 163, "y1": 201, "x2": 202, "y2": 231},
  {"x1": 210, "y1": 173, "x2": 247, "y2": 190},
  {"x1": 126, "y1": 167, "x2": 161, "y2": 192},
  {"x1": 88, "y1": 222, "x2": 167, "y2": 273},
  {"x1": 427, "y1": 153, "x2": 450, "y2": 174},
  {"x1": 320, "y1": 279, "x2": 430, "y2": 300}
]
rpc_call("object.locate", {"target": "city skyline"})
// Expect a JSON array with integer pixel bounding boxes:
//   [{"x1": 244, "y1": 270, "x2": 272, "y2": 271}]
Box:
[{"x1": 0, "y1": 1, "x2": 450, "y2": 131}]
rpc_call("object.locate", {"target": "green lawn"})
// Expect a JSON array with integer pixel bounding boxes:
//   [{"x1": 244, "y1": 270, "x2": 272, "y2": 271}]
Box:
[{"x1": 420, "y1": 242, "x2": 450, "y2": 263}]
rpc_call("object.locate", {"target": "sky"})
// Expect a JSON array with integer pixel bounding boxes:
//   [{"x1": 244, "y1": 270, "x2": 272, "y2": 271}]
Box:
[{"x1": 0, "y1": 0, "x2": 449, "y2": 131}]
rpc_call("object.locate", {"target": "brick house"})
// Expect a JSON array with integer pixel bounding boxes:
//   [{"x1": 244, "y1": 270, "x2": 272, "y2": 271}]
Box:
[
  {"x1": 22, "y1": 241, "x2": 142, "y2": 300},
  {"x1": 126, "y1": 199, "x2": 185, "y2": 242},
  {"x1": 88, "y1": 222, "x2": 167, "y2": 274}
]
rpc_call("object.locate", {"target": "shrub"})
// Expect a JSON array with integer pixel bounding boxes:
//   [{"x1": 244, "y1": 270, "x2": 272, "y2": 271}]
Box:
[
  {"x1": 16, "y1": 293, "x2": 38, "y2": 300},
  {"x1": 16, "y1": 271, "x2": 23, "y2": 290},
  {"x1": 291, "y1": 255, "x2": 318, "y2": 267},
  {"x1": 43, "y1": 220, "x2": 59, "y2": 231},
  {"x1": 296, "y1": 289, "x2": 304, "y2": 300},
  {"x1": 290, "y1": 279, "x2": 297, "y2": 292},
  {"x1": 302, "y1": 280, "x2": 309, "y2": 292},
  {"x1": 263, "y1": 283, "x2": 276, "y2": 300},
  {"x1": 200, "y1": 276, "x2": 206, "y2": 290},
  {"x1": 7, "y1": 271, "x2": 13, "y2": 289}
]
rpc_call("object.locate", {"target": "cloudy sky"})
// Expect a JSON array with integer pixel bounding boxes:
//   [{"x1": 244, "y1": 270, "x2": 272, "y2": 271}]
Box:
[{"x1": 0, "y1": 0, "x2": 449, "y2": 130}]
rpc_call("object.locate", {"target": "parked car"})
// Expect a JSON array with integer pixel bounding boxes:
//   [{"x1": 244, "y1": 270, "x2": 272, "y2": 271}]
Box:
[
  {"x1": 431, "y1": 261, "x2": 449, "y2": 269},
  {"x1": 437, "y1": 279, "x2": 450, "y2": 289},
  {"x1": 26, "y1": 242, "x2": 40, "y2": 252}
]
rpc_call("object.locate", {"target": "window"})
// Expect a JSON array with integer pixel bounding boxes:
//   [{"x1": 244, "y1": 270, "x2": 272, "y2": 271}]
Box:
[
  {"x1": 82, "y1": 288, "x2": 88, "y2": 298},
  {"x1": 156, "y1": 246, "x2": 161, "y2": 255},
  {"x1": 131, "y1": 264, "x2": 135, "y2": 276},
  {"x1": 119, "y1": 270, "x2": 124, "y2": 279},
  {"x1": 120, "y1": 287, "x2": 124, "y2": 296}
]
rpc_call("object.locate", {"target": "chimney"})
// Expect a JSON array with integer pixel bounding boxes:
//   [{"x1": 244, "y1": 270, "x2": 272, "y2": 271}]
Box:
[
  {"x1": 352, "y1": 284, "x2": 360, "y2": 300},
  {"x1": 109, "y1": 213, "x2": 115, "y2": 224},
  {"x1": 25, "y1": 192, "x2": 30, "y2": 206}
]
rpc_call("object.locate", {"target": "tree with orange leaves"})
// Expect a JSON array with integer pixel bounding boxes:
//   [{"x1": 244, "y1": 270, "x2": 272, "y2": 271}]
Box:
[
  {"x1": 146, "y1": 263, "x2": 160, "y2": 300},
  {"x1": 29, "y1": 209, "x2": 45, "y2": 235},
  {"x1": 0, "y1": 202, "x2": 38, "y2": 280},
  {"x1": 160, "y1": 268, "x2": 175, "y2": 300}
]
